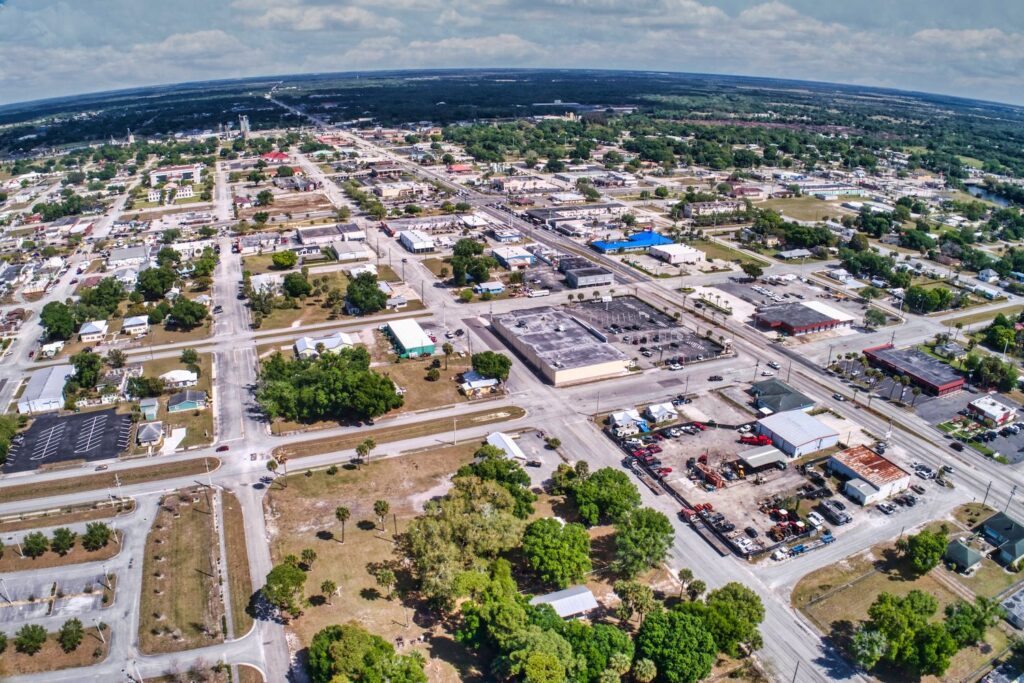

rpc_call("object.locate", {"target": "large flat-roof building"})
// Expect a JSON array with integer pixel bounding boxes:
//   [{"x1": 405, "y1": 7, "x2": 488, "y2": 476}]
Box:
[
  {"x1": 648, "y1": 243, "x2": 707, "y2": 265},
  {"x1": 864, "y1": 343, "x2": 964, "y2": 396},
  {"x1": 752, "y1": 301, "x2": 854, "y2": 336},
  {"x1": 565, "y1": 266, "x2": 614, "y2": 289},
  {"x1": 968, "y1": 395, "x2": 1017, "y2": 425},
  {"x1": 18, "y1": 364, "x2": 74, "y2": 414},
  {"x1": 397, "y1": 229, "x2": 435, "y2": 253},
  {"x1": 491, "y1": 306, "x2": 629, "y2": 386},
  {"x1": 829, "y1": 445, "x2": 911, "y2": 505},
  {"x1": 385, "y1": 319, "x2": 435, "y2": 358},
  {"x1": 149, "y1": 163, "x2": 203, "y2": 186},
  {"x1": 756, "y1": 410, "x2": 839, "y2": 458},
  {"x1": 591, "y1": 231, "x2": 673, "y2": 254}
]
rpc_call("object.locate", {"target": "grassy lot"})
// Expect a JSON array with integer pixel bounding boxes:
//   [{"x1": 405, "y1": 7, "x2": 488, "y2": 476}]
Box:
[
  {"x1": 0, "y1": 626, "x2": 109, "y2": 677},
  {"x1": 257, "y1": 272, "x2": 350, "y2": 331},
  {"x1": 1, "y1": 457, "x2": 219, "y2": 503},
  {"x1": 761, "y1": 196, "x2": 855, "y2": 222},
  {"x1": 0, "y1": 531, "x2": 122, "y2": 572},
  {"x1": 146, "y1": 318, "x2": 213, "y2": 347},
  {"x1": 421, "y1": 257, "x2": 450, "y2": 278},
  {"x1": 377, "y1": 264, "x2": 401, "y2": 282},
  {"x1": 943, "y1": 304, "x2": 1024, "y2": 328},
  {"x1": 242, "y1": 252, "x2": 295, "y2": 275},
  {"x1": 222, "y1": 490, "x2": 255, "y2": 638},
  {"x1": 141, "y1": 352, "x2": 214, "y2": 449},
  {"x1": 377, "y1": 355, "x2": 473, "y2": 413},
  {"x1": 953, "y1": 502, "x2": 996, "y2": 528},
  {"x1": 272, "y1": 406, "x2": 526, "y2": 458},
  {"x1": 689, "y1": 239, "x2": 769, "y2": 266},
  {"x1": 264, "y1": 444, "x2": 484, "y2": 681},
  {"x1": 945, "y1": 559, "x2": 1022, "y2": 599},
  {"x1": 139, "y1": 487, "x2": 226, "y2": 654},
  {"x1": 0, "y1": 499, "x2": 134, "y2": 533}
]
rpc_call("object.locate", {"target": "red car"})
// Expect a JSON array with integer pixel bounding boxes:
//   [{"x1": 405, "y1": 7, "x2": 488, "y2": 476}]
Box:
[
  {"x1": 653, "y1": 433, "x2": 665, "y2": 441},
  {"x1": 216, "y1": 445, "x2": 230, "y2": 452},
  {"x1": 657, "y1": 467, "x2": 673, "y2": 476},
  {"x1": 648, "y1": 444, "x2": 663, "y2": 454},
  {"x1": 692, "y1": 422, "x2": 706, "y2": 431},
  {"x1": 631, "y1": 449, "x2": 649, "y2": 458}
]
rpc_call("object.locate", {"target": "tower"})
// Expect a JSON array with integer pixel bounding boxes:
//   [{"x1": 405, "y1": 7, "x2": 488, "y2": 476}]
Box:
[{"x1": 239, "y1": 114, "x2": 251, "y2": 140}]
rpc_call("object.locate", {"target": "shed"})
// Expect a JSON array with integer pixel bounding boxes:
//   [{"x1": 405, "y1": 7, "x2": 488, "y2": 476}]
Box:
[
  {"x1": 737, "y1": 445, "x2": 786, "y2": 469},
  {"x1": 139, "y1": 397, "x2": 159, "y2": 421},
  {"x1": 529, "y1": 585, "x2": 599, "y2": 619}
]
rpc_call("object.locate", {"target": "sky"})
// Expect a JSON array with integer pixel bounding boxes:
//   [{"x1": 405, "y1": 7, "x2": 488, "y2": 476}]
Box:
[{"x1": 1, "y1": 0, "x2": 1023, "y2": 106}]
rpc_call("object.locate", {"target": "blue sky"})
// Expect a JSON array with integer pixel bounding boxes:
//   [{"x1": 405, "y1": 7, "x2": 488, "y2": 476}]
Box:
[{"x1": 1, "y1": 0, "x2": 1022, "y2": 106}]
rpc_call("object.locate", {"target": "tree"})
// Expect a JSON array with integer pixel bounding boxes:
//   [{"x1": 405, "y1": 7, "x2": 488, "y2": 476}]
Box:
[
  {"x1": 896, "y1": 528, "x2": 947, "y2": 574},
  {"x1": 180, "y1": 348, "x2": 199, "y2": 366},
  {"x1": 57, "y1": 618, "x2": 84, "y2": 653},
  {"x1": 373, "y1": 500, "x2": 391, "y2": 531},
  {"x1": 22, "y1": 531, "x2": 49, "y2": 558},
  {"x1": 272, "y1": 250, "x2": 298, "y2": 270},
  {"x1": 320, "y1": 579, "x2": 337, "y2": 605},
  {"x1": 262, "y1": 561, "x2": 307, "y2": 617},
  {"x1": 346, "y1": 271, "x2": 387, "y2": 314},
  {"x1": 687, "y1": 580, "x2": 707, "y2": 601},
  {"x1": 522, "y1": 518, "x2": 592, "y2": 588},
  {"x1": 945, "y1": 597, "x2": 1003, "y2": 648},
  {"x1": 128, "y1": 376, "x2": 165, "y2": 398},
  {"x1": 40, "y1": 301, "x2": 76, "y2": 340},
  {"x1": 356, "y1": 437, "x2": 376, "y2": 465},
  {"x1": 256, "y1": 189, "x2": 274, "y2": 206},
  {"x1": 426, "y1": 367, "x2": 440, "y2": 381},
  {"x1": 335, "y1": 506, "x2": 350, "y2": 543},
  {"x1": 702, "y1": 583, "x2": 766, "y2": 656},
  {"x1": 0, "y1": 631, "x2": 6, "y2": 655},
  {"x1": 614, "y1": 508, "x2": 674, "y2": 578},
  {"x1": 613, "y1": 580, "x2": 657, "y2": 625},
  {"x1": 851, "y1": 627, "x2": 888, "y2": 670},
  {"x1": 442, "y1": 342, "x2": 454, "y2": 370},
  {"x1": 636, "y1": 609, "x2": 717, "y2": 683},
  {"x1": 573, "y1": 467, "x2": 641, "y2": 526},
  {"x1": 677, "y1": 568, "x2": 694, "y2": 598},
  {"x1": 864, "y1": 308, "x2": 887, "y2": 329},
  {"x1": 633, "y1": 658, "x2": 657, "y2": 683},
  {"x1": 301, "y1": 548, "x2": 318, "y2": 570},
  {"x1": 136, "y1": 266, "x2": 177, "y2": 300},
  {"x1": 282, "y1": 272, "x2": 312, "y2": 298},
  {"x1": 157, "y1": 246, "x2": 181, "y2": 268},
  {"x1": 71, "y1": 351, "x2": 103, "y2": 389},
  {"x1": 654, "y1": 186, "x2": 669, "y2": 198},
  {"x1": 375, "y1": 567, "x2": 396, "y2": 598},
  {"x1": 740, "y1": 262, "x2": 763, "y2": 280},
  {"x1": 456, "y1": 445, "x2": 537, "y2": 518},
  {"x1": 14, "y1": 624, "x2": 47, "y2": 655},
  {"x1": 105, "y1": 349, "x2": 126, "y2": 368},
  {"x1": 307, "y1": 623, "x2": 427, "y2": 683},
  {"x1": 82, "y1": 522, "x2": 112, "y2": 551},
  {"x1": 50, "y1": 527, "x2": 77, "y2": 556}
]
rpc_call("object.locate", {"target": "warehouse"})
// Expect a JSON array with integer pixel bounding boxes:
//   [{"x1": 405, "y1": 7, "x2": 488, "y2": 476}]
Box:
[
  {"x1": 863, "y1": 343, "x2": 964, "y2": 396},
  {"x1": 828, "y1": 445, "x2": 911, "y2": 505},
  {"x1": 492, "y1": 245, "x2": 535, "y2": 270},
  {"x1": 18, "y1": 364, "x2": 74, "y2": 414},
  {"x1": 565, "y1": 266, "x2": 614, "y2": 289},
  {"x1": 752, "y1": 301, "x2": 854, "y2": 336},
  {"x1": 385, "y1": 319, "x2": 435, "y2": 358},
  {"x1": 397, "y1": 229, "x2": 435, "y2": 253},
  {"x1": 756, "y1": 410, "x2": 839, "y2": 457},
  {"x1": 648, "y1": 243, "x2": 707, "y2": 265},
  {"x1": 491, "y1": 306, "x2": 629, "y2": 386}
]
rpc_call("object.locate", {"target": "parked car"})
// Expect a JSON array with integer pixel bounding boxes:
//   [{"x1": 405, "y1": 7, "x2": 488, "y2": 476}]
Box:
[
  {"x1": 832, "y1": 393, "x2": 846, "y2": 401},
  {"x1": 525, "y1": 460, "x2": 542, "y2": 467},
  {"x1": 708, "y1": 375, "x2": 723, "y2": 382},
  {"x1": 216, "y1": 445, "x2": 230, "y2": 452}
]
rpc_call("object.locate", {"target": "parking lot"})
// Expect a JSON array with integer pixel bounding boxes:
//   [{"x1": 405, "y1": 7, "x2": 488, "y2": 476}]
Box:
[
  {"x1": 915, "y1": 390, "x2": 1024, "y2": 464},
  {"x1": 3, "y1": 408, "x2": 133, "y2": 473},
  {"x1": 0, "y1": 570, "x2": 109, "y2": 626}
]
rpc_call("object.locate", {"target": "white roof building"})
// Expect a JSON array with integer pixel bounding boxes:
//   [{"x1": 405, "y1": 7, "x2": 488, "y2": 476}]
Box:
[
  {"x1": 610, "y1": 409, "x2": 643, "y2": 427},
  {"x1": 648, "y1": 243, "x2": 707, "y2": 265},
  {"x1": 645, "y1": 402, "x2": 679, "y2": 423},
  {"x1": 757, "y1": 410, "x2": 840, "y2": 457},
  {"x1": 486, "y1": 431, "x2": 527, "y2": 460},
  {"x1": 18, "y1": 364, "x2": 73, "y2": 414},
  {"x1": 160, "y1": 369, "x2": 199, "y2": 386},
  {"x1": 529, "y1": 585, "x2": 599, "y2": 619},
  {"x1": 294, "y1": 332, "x2": 356, "y2": 358},
  {"x1": 79, "y1": 320, "x2": 109, "y2": 337},
  {"x1": 969, "y1": 395, "x2": 1017, "y2": 424}
]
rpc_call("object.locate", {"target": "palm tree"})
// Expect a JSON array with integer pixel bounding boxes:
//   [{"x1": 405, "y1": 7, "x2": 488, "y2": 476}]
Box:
[
  {"x1": 266, "y1": 460, "x2": 279, "y2": 477},
  {"x1": 633, "y1": 659, "x2": 657, "y2": 683},
  {"x1": 677, "y1": 568, "x2": 693, "y2": 598},
  {"x1": 375, "y1": 567, "x2": 396, "y2": 598},
  {"x1": 442, "y1": 342, "x2": 454, "y2": 370},
  {"x1": 608, "y1": 652, "x2": 631, "y2": 676},
  {"x1": 301, "y1": 548, "x2": 317, "y2": 569},
  {"x1": 373, "y1": 500, "x2": 390, "y2": 531},
  {"x1": 911, "y1": 387, "x2": 922, "y2": 406},
  {"x1": 335, "y1": 506, "x2": 350, "y2": 543},
  {"x1": 688, "y1": 579, "x2": 706, "y2": 601}
]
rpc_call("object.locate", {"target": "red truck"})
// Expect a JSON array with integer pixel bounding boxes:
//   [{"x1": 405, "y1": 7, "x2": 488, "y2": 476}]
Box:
[{"x1": 739, "y1": 434, "x2": 772, "y2": 446}]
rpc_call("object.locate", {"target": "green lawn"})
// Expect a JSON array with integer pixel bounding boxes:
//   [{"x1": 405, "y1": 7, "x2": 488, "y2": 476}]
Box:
[
  {"x1": 943, "y1": 305, "x2": 1024, "y2": 328},
  {"x1": 761, "y1": 196, "x2": 855, "y2": 222},
  {"x1": 242, "y1": 252, "x2": 296, "y2": 275},
  {"x1": 690, "y1": 239, "x2": 769, "y2": 266}
]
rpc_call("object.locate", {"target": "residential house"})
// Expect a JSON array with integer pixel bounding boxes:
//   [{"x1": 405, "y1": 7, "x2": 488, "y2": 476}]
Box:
[
  {"x1": 982, "y1": 512, "x2": 1024, "y2": 566},
  {"x1": 137, "y1": 421, "x2": 164, "y2": 446},
  {"x1": 945, "y1": 539, "x2": 983, "y2": 573},
  {"x1": 294, "y1": 332, "x2": 356, "y2": 359},
  {"x1": 139, "y1": 397, "x2": 159, "y2": 421},
  {"x1": 528, "y1": 586, "x2": 599, "y2": 619},
  {"x1": 79, "y1": 320, "x2": 109, "y2": 343},
  {"x1": 160, "y1": 369, "x2": 199, "y2": 389},
  {"x1": 167, "y1": 390, "x2": 208, "y2": 413},
  {"x1": 121, "y1": 315, "x2": 150, "y2": 337},
  {"x1": 645, "y1": 402, "x2": 679, "y2": 424}
]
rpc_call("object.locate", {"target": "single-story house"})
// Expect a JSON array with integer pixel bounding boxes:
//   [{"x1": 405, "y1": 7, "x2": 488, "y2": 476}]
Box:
[
  {"x1": 459, "y1": 370, "x2": 500, "y2": 397},
  {"x1": 645, "y1": 402, "x2": 678, "y2": 424},
  {"x1": 485, "y1": 431, "x2": 526, "y2": 461},
  {"x1": 79, "y1": 320, "x2": 109, "y2": 343},
  {"x1": 137, "y1": 421, "x2": 163, "y2": 446},
  {"x1": 982, "y1": 512, "x2": 1024, "y2": 566},
  {"x1": 474, "y1": 282, "x2": 505, "y2": 295},
  {"x1": 945, "y1": 539, "x2": 983, "y2": 573},
  {"x1": 139, "y1": 397, "x2": 159, "y2": 421},
  {"x1": 294, "y1": 332, "x2": 356, "y2": 359},
  {"x1": 121, "y1": 315, "x2": 150, "y2": 336},
  {"x1": 160, "y1": 369, "x2": 199, "y2": 389},
  {"x1": 167, "y1": 390, "x2": 208, "y2": 413}
]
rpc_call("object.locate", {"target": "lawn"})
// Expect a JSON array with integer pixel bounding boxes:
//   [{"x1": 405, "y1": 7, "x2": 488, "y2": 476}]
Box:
[
  {"x1": 761, "y1": 196, "x2": 855, "y2": 222},
  {"x1": 0, "y1": 498, "x2": 134, "y2": 533},
  {"x1": 0, "y1": 625, "x2": 109, "y2": 677},
  {"x1": 144, "y1": 318, "x2": 213, "y2": 347},
  {"x1": 263, "y1": 444, "x2": 485, "y2": 682},
  {"x1": 376, "y1": 355, "x2": 473, "y2": 413},
  {"x1": 242, "y1": 252, "x2": 295, "y2": 275},
  {"x1": 139, "y1": 487, "x2": 226, "y2": 654},
  {"x1": 943, "y1": 305, "x2": 1024, "y2": 328},
  {"x1": 222, "y1": 490, "x2": 255, "y2": 638},
  {"x1": 141, "y1": 352, "x2": 214, "y2": 449},
  {"x1": 272, "y1": 406, "x2": 527, "y2": 458},
  {"x1": 689, "y1": 239, "x2": 769, "y2": 266},
  {"x1": 421, "y1": 257, "x2": 450, "y2": 278},
  {"x1": 0, "y1": 457, "x2": 219, "y2": 503}
]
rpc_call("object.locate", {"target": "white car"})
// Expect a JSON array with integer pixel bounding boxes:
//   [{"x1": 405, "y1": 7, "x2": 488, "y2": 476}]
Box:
[
  {"x1": 668, "y1": 363, "x2": 683, "y2": 371},
  {"x1": 761, "y1": 371, "x2": 775, "y2": 376}
]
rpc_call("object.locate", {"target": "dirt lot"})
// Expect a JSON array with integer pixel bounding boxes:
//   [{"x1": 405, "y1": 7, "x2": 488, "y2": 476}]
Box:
[
  {"x1": 263, "y1": 444, "x2": 485, "y2": 682},
  {"x1": 238, "y1": 191, "x2": 334, "y2": 221},
  {"x1": 0, "y1": 625, "x2": 109, "y2": 677}
]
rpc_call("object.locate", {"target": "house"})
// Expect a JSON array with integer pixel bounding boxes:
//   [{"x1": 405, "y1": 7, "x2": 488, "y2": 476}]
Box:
[
  {"x1": 474, "y1": 282, "x2": 505, "y2": 295},
  {"x1": 139, "y1": 397, "x2": 159, "y2": 421},
  {"x1": 294, "y1": 332, "x2": 356, "y2": 359},
  {"x1": 969, "y1": 395, "x2": 1017, "y2": 425},
  {"x1": 529, "y1": 585, "x2": 599, "y2": 619},
  {"x1": 459, "y1": 370, "x2": 500, "y2": 397},
  {"x1": 945, "y1": 539, "x2": 983, "y2": 573},
  {"x1": 137, "y1": 421, "x2": 164, "y2": 446},
  {"x1": 160, "y1": 369, "x2": 199, "y2": 388},
  {"x1": 749, "y1": 379, "x2": 814, "y2": 415},
  {"x1": 121, "y1": 315, "x2": 149, "y2": 337},
  {"x1": 79, "y1": 320, "x2": 109, "y2": 343},
  {"x1": 982, "y1": 512, "x2": 1024, "y2": 566},
  {"x1": 18, "y1": 365, "x2": 73, "y2": 414},
  {"x1": 609, "y1": 409, "x2": 646, "y2": 437},
  {"x1": 39, "y1": 340, "x2": 64, "y2": 358},
  {"x1": 107, "y1": 245, "x2": 150, "y2": 269},
  {"x1": 167, "y1": 390, "x2": 208, "y2": 413},
  {"x1": 756, "y1": 410, "x2": 839, "y2": 458},
  {"x1": 485, "y1": 431, "x2": 526, "y2": 460},
  {"x1": 978, "y1": 268, "x2": 1000, "y2": 284},
  {"x1": 645, "y1": 402, "x2": 678, "y2": 424}
]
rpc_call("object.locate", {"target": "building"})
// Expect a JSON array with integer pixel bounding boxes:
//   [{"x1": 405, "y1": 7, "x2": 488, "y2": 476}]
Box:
[
  {"x1": 331, "y1": 241, "x2": 374, "y2": 262},
  {"x1": 121, "y1": 315, "x2": 149, "y2": 337},
  {"x1": 397, "y1": 230, "x2": 435, "y2": 253},
  {"x1": 160, "y1": 369, "x2": 198, "y2": 388},
  {"x1": 107, "y1": 245, "x2": 151, "y2": 269},
  {"x1": 491, "y1": 306, "x2": 630, "y2": 386},
  {"x1": 18, "y1": 364, "x2": 73, "y2": 414},
  {"x1": 756, "y1": 410, "x2": 839, "y2": 458},
  {"x1": 147, "y1": 188, "x2": 161, "y2": 203},
  {"x1": 683, "y1": 200, "x2": 744, "y2": 218},
  {"x1": 337, "y1": 223, "x2": 366, "y2": 242},
  {"x1": 139, "y1": 397, "x2": 159, "y2": 421},
  {"x1": 776, "y1": 248, "x2": 813, "y2": 260},
  {"x1": 486, "y1": 431, "x2": 526, "y2": 460},
  {"x1": 645, "y1": 402, "x2": 678, "y2": 423},
  {"x1": 1002, "y1": 588, "x2": 1024, "y2": 630},
  {"x1": 529, "y1": 585, "x2": 599, "y2": 619},
  {"x1": 137, "y1": 421, "x2": 163, "y2": 447},
  {"x1": 982, "y1": 512, "x2": 1024, "y2": 566},
  {"x1": 945, "y1": 539, "x2": 983, "y2": 573},
  {"x1": 864, "y1": 344, "x2": 964, "y2": 396},
  {"x1": 737, "y1": 445, "x2": 788, "y2": 471},
  {"x1": 474, "y1": 282, "x2": 505, "y2": 295},
  {"x1": 492, "y1": 246, "x2": 535, "y2": 270},
  {"x1": 491, "y1": 228, "x2": 522, "y2": 243},
  {"x1": 828, "y1": 445, "x2": 911, "y2": 505},
  {"x1": 749, "y1": 379, "x2": 814, "y2": 415},
  {"x1": 167, "y1": 390, "x2": 208, "y2": 413},
  {"x1": 525, "y1": 202, "x2": 627, "y2": 226},
  {"x1": 149, "y1": 163, "x2": 203, "y2": 185},
  {"x1": 294, "y1": 332, "x2": 356, "y2": 359},
  {"x1": 978, "y1": 268, "x2": 1000, "y2": 283},
  {"x1": 968, "y1": 395, "x2": 1017, "y2": 425},
  {"x1": 79, "y1": 320, "x2": 109, "y2": 343},
  {"x1": 752, "y1": 302, "x2": 854, "y2": 336},
  {"x1": 297, "y1": 224, "x2": 349, "y2": 246},
  {"x1": 565, "y1": 266, "x2": 614, "y2": 289},
  {"x1": 591, "y1": 231, "x2": 673, "y2": 254},
  {"x1": 385, "y1": 319, "x2": 435, "y2": 358},
  {"x1": 648, "y1": 243, "x2": 706, "y2": 265}
]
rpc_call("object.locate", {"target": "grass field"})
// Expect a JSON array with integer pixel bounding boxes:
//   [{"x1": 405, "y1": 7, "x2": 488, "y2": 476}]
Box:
[
  {"x1": 139, "y1": 487, "x2": 226, "y2": 654},
  {"x1": 0, "y1": 499, "x2": 134, "y2": 533},
  {"x1": 0, "y1": 458, "x2": 219, "y2": 503},
  {"x1": 0, "y1": 626, "x2": 109, "y2": 677},
  {"x1": 943, "y1": 305, "x2": 1024, "y2": 328},
  {"x1": 242, "y1": 252, "x2": 296, "y2": 275},
  {"x1": 377, "y1": 355, "x2": 473, "y2": 413},
  {"x1": 0, "y1": 530, "x2": 122, "y2": 572},
  {"x1": 272, "y1": 406, "x2": 526, "y2": 458},
  {"x1": 264, "y1": 444, "x2": 484, "y2": 682},
  {"x1": 689, "y1": 239, "x2": 769, "y2": 266},
  {"x1": 142, "y1": 353, "x2": 214, "y2": 449},
  {"x1": 761, "y1": 196, "x2": 855, "y2": 222},
  {"x1": 145, "y1": 318, "x2": 213, "y2": 347},
  {"x1": 222, "y1": 491, "x2": 255, "y2": 638},
  {"x1": 421, "y1": 257, "x2": 450, "y2": 279}
]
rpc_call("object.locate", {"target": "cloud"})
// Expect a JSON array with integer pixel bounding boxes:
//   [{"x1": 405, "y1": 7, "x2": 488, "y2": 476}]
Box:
[{"x1": 238, "y1": 4, "x2": 400, "y2": 31}]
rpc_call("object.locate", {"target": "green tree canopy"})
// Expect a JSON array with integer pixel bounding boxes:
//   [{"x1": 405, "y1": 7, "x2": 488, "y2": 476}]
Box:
[
  {"x1": 471, "y1": 351, "x2": 513, "y2": 381},
  {"x1": 308, "y1": 623, "x2": 427, "y2": 683},
  {"x1": 614, "y1": 508, "x2": 674, "y2": 578},
  {"x1": 40, "y1": 301, "x2": 76, "y2": 341},
  {"x1": 456, "y1": 444, "x2": 536, "y2": 518},
  {"x1": 272, "y1": 250, "x2": 298, "y2": 270},
  {"x1": 346, "y1": 271, "x2": 388, "y2": 314},
  {"x1": 262, "y1": 561, "x2": 307, "y2": 617},
  {"x1": 635, "y1": 608, "x2": 717, "y2": 683},
  {"x1": 522, "y1": 518, "x2": 592, "y2": 588},
  {"x1": 573, "y1": 467, "x2": 641, "y2": 526}
]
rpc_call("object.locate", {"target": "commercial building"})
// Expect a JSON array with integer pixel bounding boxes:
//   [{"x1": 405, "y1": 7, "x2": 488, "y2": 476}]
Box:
[
  {"x1": 107, "y1": 245, "x2": 151, "y2": 269},
  {"x1": 18, "y1": 365, "x2": 74, "y2": 414},
  {"x1": 385, "y1": 319, "x2": 435, "y2": 358},
  {"x1": 397, "y1": 230, "x2": 435, "y2": 253},
  {"x1": 565, "y1": 266, "x2": 614, "y2": 289},
  {"x1": 968, "y1": 395, "x2": 1017, "y2": 425},
  {"x1": 864, "y1": 344, "x2": 964, "y2": 396},
  {"x1": 683, "y1": 200, "x2": 744, "y2": 218},
  {"x1": 648, "y1": 243, "x2": 706, "y2": 265},
  {"x1": 752, "y1": 301, "x2": 854, "y2": 336},
  {"x1": 591, "y1": 231, "x2": 673, "y2": 254},
  {"x1": 756, "y1": 410, "x2": 839, "y2": 458},
  {"x1": 492, "y1": 246, "x2": 535, "y2": 270},
  {"x1": 1001, "y1": 588, "x2": 1024, "y2": 630},
  {"x1": 491, "y1": 306, "x2": 630, "y2": 386},
  {"x1": 982, "y1": 512, "x2": 1024, "y2": 566},
  {"x1": 297, "y1": 224, "x2": 363, "y2": 245},
  {"x1": 525, "y1": 202, "x2": 627, "y2": 226},
  {"x1": 749, "y1": 379, "x2": 814, "y2": 415},
  {"x1": 828, "y1": 445, "x2": 911, "y2": 505},
  {"x1": 149, "y1": 163, "x2": 203, "y2": 186}
]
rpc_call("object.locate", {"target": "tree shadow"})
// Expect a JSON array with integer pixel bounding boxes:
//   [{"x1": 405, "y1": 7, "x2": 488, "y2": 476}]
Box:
[
  {"x1": 247, "y1": 590, "x2": 285, "y2": 625},
  {"x1": 307, "y1": 595, "x2": 326, "y2": 607},
  {"x1": 878, "y1": 548, "x2": 919, "y2": 582},
  {"x1": 360, "y1": 587, "x2": 382, "y2": 601},
  {"x1": 356, "y1": 519, "x2": 377, "y2": 531},
  {"x1": 316, "y1": 530, "x2": 334, "y2": 542},
  {"x1": 424, "y1": 631, "x2": 489, "y2": 682}
]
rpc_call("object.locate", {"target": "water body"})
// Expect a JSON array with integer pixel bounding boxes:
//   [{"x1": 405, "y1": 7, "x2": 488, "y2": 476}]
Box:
[{"x1": 966, "y1": 185, "x2": 1012, "y2": 207}]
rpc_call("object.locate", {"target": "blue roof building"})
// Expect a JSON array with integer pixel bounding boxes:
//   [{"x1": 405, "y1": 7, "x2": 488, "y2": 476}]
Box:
[{"x1": 591, "y1": 231, "x2": 673, "y2": 254}]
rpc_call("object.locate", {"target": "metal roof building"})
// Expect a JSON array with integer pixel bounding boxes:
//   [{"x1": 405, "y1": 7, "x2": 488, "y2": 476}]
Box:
[
  {"x1": 18, "y1": 364, "x2": 73, "y2": 414},
  {"x1": 529, "y1": 585, "x2": 599, "y2": 619},
  {"x1": 385, "y1": 319, "x2": 435, "y2": 358},
  {"x1": 486, "y1": 432, "x2": 526, "y2": 460},
  {"x1": 756, "y1": 410, "x2": 839, "y2": 458}
]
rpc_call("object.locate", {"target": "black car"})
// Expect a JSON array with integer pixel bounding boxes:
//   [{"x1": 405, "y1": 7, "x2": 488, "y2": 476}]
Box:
[
  {"x1": 950, "y1": 441, "x2": 964, "y2": 451},
  {"x1": 708, "y1": 375, "x2": 723, "y2": 382},
  {"x1": 745, "y1": 526, "x2": 758, "y2": 538}
]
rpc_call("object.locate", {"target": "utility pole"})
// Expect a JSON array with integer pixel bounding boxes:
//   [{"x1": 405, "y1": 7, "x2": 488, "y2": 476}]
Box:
[
  {"x1": 95, "y1": 617, "x2": 105, "y2": 643},
  {"x1": 452, "y1": 417, "x2": 457, "y2": 446},
  {"x1": 1005, "y1": 484, "x2": 1018, "y2": 513},
  {"x1": 982, "y1": 481, "x2": 993, "y2": 508}
]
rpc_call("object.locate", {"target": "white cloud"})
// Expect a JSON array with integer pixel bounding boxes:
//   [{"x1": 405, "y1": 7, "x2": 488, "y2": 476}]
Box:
[{"x1": 236, "y1": 2, "x2": 400, "y2": 31}]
